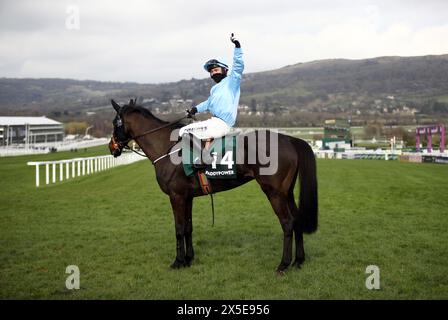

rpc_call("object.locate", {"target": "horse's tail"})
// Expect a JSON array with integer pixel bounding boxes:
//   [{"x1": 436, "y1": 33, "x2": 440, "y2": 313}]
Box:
[{"x1": 294, "y1": 138, "x2": 318, "y2": 234}]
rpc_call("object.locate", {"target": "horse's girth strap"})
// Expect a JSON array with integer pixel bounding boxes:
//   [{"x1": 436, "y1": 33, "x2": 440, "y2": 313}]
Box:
[{"x1": 197, "y1": 172, "x2": 212, "y2": 195}]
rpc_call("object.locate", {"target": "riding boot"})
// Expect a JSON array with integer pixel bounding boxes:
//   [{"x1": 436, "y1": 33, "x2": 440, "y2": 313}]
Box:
[{"x1": 191, "y1": 136, "x2": 213, "y2": 169}]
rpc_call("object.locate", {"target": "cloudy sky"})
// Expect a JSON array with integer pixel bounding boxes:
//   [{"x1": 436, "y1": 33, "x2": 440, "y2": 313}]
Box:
[{"x1": 1, "y1": 0, "x2": 448, "y2": 83}]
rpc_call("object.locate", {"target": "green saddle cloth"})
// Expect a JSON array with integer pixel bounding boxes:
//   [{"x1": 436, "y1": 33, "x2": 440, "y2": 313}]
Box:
[{"x1": 182, "y1": 135, "x2": 237, "y2": 179}]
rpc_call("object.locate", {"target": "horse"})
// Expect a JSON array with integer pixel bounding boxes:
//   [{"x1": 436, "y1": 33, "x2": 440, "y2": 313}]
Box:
[{"x1": 108, "y1": 99, "x2": 318, "y2": 274}]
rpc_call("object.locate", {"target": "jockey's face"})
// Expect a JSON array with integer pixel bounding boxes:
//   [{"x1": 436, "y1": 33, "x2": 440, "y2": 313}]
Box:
[{"x1": 209, "y1": 66, "x2": 224, "y2": 76}]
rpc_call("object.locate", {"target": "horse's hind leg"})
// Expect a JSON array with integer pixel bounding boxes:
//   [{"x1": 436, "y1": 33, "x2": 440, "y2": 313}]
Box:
[
  {"x1": 184, "y1": 197, "x2": 194, "y2": 267},
  {"x1": 265, "y1": 189, "x2": 294, "y2": 273},
  {"x1": 293, "y1": 228, "x2": 305, "y2": 268},
  {"x1": 288, "y1": 194, "x2": 305, "y2": 268}
]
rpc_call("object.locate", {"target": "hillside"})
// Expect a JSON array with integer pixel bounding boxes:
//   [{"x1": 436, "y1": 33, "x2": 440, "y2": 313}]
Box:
[{"x1": 1, "y1": 54, "x2": 448, "y2": 132}]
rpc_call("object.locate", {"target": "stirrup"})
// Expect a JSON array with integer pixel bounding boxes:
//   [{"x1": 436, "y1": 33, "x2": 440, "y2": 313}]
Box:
[{"x1": 193, "y1": 156, "x2": 207, "y2": 169}]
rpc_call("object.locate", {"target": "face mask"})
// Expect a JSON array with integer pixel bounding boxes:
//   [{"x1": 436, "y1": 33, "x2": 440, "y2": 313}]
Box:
[{"x1": 211, "y1": 73, "x2": 226, "y2": 83}]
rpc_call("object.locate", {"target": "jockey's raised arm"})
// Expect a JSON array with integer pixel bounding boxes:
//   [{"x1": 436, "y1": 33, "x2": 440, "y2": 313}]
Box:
[{"x1": 179, "y1": 33, "x2": 244, "y2": 167}]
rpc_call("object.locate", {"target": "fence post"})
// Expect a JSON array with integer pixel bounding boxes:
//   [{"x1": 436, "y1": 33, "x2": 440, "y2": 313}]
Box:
[
  {"x1": 35, "y1": 164, "x2": 40, "y2": 187},
  {"x1": 46, "y1": 163, "x2": 49, "y2": 185},
  {"x1": 52, "y1": 163, "x2": 56, "y2": 183}
]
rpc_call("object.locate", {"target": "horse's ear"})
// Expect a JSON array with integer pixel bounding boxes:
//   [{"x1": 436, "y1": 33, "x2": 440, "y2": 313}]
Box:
[{"x1": 111, "y1": 99, "x2": 121, "y2": 113}]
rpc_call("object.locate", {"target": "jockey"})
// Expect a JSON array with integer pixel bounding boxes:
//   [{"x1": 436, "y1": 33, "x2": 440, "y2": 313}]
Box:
[{"x1": 179, "y1": 33, "x2": 244, "y2": 150}]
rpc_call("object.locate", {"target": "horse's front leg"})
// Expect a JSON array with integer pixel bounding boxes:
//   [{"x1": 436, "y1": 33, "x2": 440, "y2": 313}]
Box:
[
  {"x1": 184, "y1": 197, "x2": 194, "y2": 266},
  {"x1": 169, "y1": 193, "x2": 188, "y2": 268}
]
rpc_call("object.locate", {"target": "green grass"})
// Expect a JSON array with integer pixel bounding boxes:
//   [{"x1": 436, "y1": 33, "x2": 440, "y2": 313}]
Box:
[
  {"x1": 436, "y1": 94, "x2": 448, "y2": 103},
  {"x1": 0, "y1": 147, "x2": 447, "y2": 299}
]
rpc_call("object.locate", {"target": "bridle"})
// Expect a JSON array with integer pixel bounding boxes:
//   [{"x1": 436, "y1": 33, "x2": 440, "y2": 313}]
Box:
[{"x1": 111, "y1": 113, "x2": 189, "y2": 164}]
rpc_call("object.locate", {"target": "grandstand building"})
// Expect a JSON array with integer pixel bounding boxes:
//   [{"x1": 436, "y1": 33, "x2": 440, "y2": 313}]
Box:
[
  {"x1": 0, "y1": 116, "x2": 64, "y2": 146},
  {"x1": 322, "y1": 119, "x2": 352, "y2": 150}
]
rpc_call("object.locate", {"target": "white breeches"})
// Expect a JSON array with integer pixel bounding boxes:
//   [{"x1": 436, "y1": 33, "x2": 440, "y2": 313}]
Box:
[{"x1": 178, "y1": 117, "x2": 231, "y2": 140}]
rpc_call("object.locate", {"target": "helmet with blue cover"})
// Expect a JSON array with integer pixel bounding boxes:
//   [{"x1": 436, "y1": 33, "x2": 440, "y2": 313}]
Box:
[{"x1": 203, "y1": 59, "x2": 229, "y2": 72}]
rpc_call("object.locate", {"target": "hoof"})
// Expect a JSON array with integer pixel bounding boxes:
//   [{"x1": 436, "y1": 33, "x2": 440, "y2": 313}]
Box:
[
  {"x1": 170, "y1": 259, "x2": 186, "y2": 269},
  {"x1": 276, "y1": 262, "x2": 290, "y2": 275},
  {"x1": 184, "y1": 257, "x2": 194, "y2": 267},
  {"x1": 276, "y1": 270, "x2": 286, "y2": 277},
  {"x1": 292, "y1": 258, "x2": 305, "y2": 268}
]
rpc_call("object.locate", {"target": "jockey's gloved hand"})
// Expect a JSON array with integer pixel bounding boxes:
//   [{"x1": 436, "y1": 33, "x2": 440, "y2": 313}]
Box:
[
  {"x1": 230, "y1": 33, "x2": 241, "y2": 48},
  {"x1": 186, "y1": 107, "x2": 197, "y2": 118}
]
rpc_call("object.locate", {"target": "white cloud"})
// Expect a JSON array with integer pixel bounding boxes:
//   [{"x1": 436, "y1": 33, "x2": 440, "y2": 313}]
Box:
[{"x1": 0, "y1": 0, "x2": 447, "y2": 83}]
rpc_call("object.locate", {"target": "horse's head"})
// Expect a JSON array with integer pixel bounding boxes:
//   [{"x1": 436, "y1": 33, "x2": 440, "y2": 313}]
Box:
[{"x1": 109, "y1": 99, "x2": 135, "y2": 157}]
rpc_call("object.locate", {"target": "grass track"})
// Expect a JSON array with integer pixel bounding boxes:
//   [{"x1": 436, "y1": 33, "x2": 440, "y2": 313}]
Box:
[{"x1": 0, "y1": 146, "x2": 447, "y2": 299}]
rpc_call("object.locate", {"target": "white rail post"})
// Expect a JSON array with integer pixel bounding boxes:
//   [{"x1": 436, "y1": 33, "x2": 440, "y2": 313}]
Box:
[
  {"x1": 77, "y1": 160, "x2": 81, "y2": 176},
  {"x1": 35, "y1": 164, "x2": 40, "y2": 187},
  {"x1": 52, "y1": 163, "x2": 56, "y2": 183},
  {"x1": 82, "y1": 159, "x2": 85, "y2": 176},
  {"x1": 59, "y1": 162, "x2": 63, "y2": 181},
  {"x1": 66, "y1": 161, "x2": 70, "y2": 180},
  {"x1": 46, "y1": 163, "x2": 50, "y2": 185},
  {"x1": 87, "y1": 158, "x2": 90, "y2": 175},
  {"x1": 72, "y1": 160, "x2": 76, "y2": 178}
]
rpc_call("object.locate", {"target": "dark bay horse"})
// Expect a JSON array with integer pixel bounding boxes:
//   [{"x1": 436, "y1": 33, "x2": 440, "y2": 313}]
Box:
[{"x1": 109, "y1": 99, "x2": 318, "y2": 274}]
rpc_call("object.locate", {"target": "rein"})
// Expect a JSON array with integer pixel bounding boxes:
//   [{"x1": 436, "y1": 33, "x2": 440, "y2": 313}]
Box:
[
  {"x1": 119, "y1": 114, "x2": 188, "y2": 164},
  {"x1": 124, "y1": 144, "x2": 181, "y2": 165},
  {"x1": 132, "y1": 115, "x2": 188, "y2": 141}
]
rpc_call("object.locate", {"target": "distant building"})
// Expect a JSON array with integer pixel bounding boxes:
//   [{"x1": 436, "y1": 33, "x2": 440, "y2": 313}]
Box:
[
  {"x1": 0, "y1": 116, "x2": 64, "y2": 146},
  {"x1": 322, "y1": 119, "x2": 352, "y2": 150}
]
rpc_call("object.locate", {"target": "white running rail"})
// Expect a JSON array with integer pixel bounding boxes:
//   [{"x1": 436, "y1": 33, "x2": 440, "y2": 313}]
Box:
[{"x1": 27, "y1": 152, "x2": 145, "y2": 187}]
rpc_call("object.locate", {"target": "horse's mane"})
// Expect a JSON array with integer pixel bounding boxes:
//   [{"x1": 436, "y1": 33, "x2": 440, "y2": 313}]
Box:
[{"x1": 122, "y1": 103, "x2": 186, "y2": 129}]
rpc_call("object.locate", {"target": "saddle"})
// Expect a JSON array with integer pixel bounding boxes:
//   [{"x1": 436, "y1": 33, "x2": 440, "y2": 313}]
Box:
[{"x1": 181, "y1": 133, "x2": 238, "y2": 180}]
